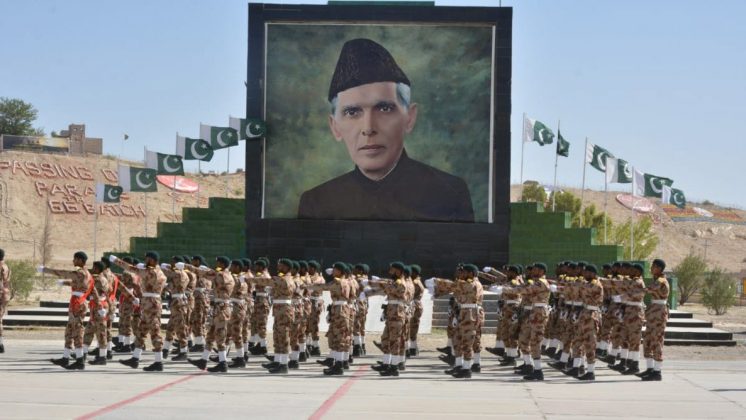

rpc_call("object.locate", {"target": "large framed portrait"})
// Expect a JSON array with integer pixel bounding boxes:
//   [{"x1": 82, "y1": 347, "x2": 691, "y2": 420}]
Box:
[{"x1": 246, "y1": 3, "x2": 511, "y2": 224}]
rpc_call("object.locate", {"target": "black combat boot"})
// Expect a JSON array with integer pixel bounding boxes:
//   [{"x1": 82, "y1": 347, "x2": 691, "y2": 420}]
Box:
[
  {"x1": 188, "y1": 358, "x2": 207, "y2": 370},
  {"x1": 564, "y1": 366, "x2": 580, "y2": 377},
  {"x1": 244, "y1": 351, "x2": 250, "y2": 362},
  {"x1": 545, "y1": 347, "x2": 557, "y2": 358},
  {"x1": 641, "y1": 370, "x2": 662, "y2": 381},
  {"x1": 299, "y1": 351, "x2": 308, "y2": 362},
  {"x1": 143, "y1": 362, "x2": 163, "y2": 372},
  {"x1": 207, "y1": 361, "x2": 227, "y2": 373},
  {"x1": 397, "y1": 362, "x2": 405, "y2": 371},
  {"x1": 171, "y1": 352, "x2": 188, "y2": 362},
  {"x1": 89, "y1": 348, "x2": 100, "y2": 357},
  {"x1": 323, "y1": 361, "x2": 344, "y2": 376},
  {"x1": 444, "y1": 366, "x2": 461, "y2": 375},
  {"x1": 552, "y1": 350, "x2": 563, "y2": 361},
  {"x1": 549, "y1": 360, "x2": 566, "y2": 371},
  {"x1": 621, "y1": 360, "x2": 640, "y2": 375},
  {"x1": 162, "y1": 349, "x2": 170, "y2": 359},
  {"x1": 436, "y1": 346, "x2": 452, "y2": 355},
  {"x1": 119, "y1": 357, "x2": 139, "y2": 369},
  {"x1": 380, "y1": 364, "x2": 399, "y2": 377},
  {"x1": 452, "y1": 367, "x2": 472, "y2": 378},
  {"x1": 89, "y1": 356, "x2": 107, "y2": 366},
  {"x1": 310, "y1": 345, "x2": 321, "y2": 357},
  {"x1": 228, "y1": 357, "x2": 246, "y2": 368},
  {"x1": 609, "y1": 359, "x2": 628, "y2": 372},
  {"x1": 209, "y1": 354, "x2": 220, "y2": 363},
  {"x1": 264, "y1": 354, "x2": 275, "y2": 362},
  {"x1": 471, "y1": 363, "x2": 481, "y2": 373},
  {"x1": 515, "y1": 364, "x2": 534, "y2": 375},
  {"x1": 106, "y1": 350, "x2": 113, "y2": 360},
  {"x1": 636, "y1": 368, "x2": 654, "y2": 378},
  {"x1": 262, "y1": 361, "x2": 280, "y2": 370},
  {"x1": 578, "y1": 371, "x2": 596, "y2": 381},
  {"x1": 171, "y1": 347, "x2": 181, "y2": 355},
  {"x1": 317, "y1": 357, "x2": 334, "y2": 367},
  {"x1": 288, "y1": 360, "x2": 300, "y2": 369},
  {"x1": 523, "y1": 369, "x2": 544, "y2": 381},
  {"x1": 51, "y1": 357, "x2": 70, "y2": 367},
  {"x1": 499, "y1": 356, "x2": 515, "y2": 367},
  {"x1": 409, "y1": 347, "x2": 419, "y2": 357},
  {"x1": 439, "y1": 354, "x2": 455, "y2": 366},
  {"x1": 361, "y1": 343, "x2": 367, "y2": 355},
  {"x1": 189, "y1": 343, "x2": 205, "y2": 353},
  {"x1": 268, "y1": 363, "x2": 288, "y2": 374},
  {"x1": 352, "y1": 344, "x2": 362, "y2": 357},
  {"x1": 0, "y1": 344, "x2": 5, "y2": 353},
  {"x1": 64, "y1": 357, "x2": 85, "y2": 370},
  {"x1": 371, "y1": 363, "x2": 388, "y2": 372},
  {"x1": 485, "y1": 347, "x2": 501, "y2": 356}
]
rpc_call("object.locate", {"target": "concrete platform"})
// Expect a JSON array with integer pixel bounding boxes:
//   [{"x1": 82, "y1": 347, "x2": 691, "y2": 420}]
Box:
[{"x1": 0, "y1": 339, "x2": 745, "y2": 419}]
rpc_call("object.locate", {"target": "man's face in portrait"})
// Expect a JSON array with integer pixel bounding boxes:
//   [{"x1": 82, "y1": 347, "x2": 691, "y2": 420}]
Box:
[{"x1": 329, "y1": 81, "x2": 417, "y2": 180}]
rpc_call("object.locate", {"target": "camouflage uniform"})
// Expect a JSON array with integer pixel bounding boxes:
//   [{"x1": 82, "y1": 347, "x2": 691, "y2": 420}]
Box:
[
  {"x1": 83, "y1": 273, "x2": 110, "y2": 352},
  {"x1": 102, "y1": 268, "x2": 118, "y2": 349},
  {"x1": 643, "y1": 276, "x2": 669, "y2": 364},
  {"x1": 572, "y1": 277, "x2": 603, "y2": 368},
  {"x1": 45, "y1": 266, "x2": 92, "y2": 355},
  {"x1": 204, "y1": 269, "x2": 235, "y2": 353},
  {"x1": 251, "y1": 272, "x2": 296, "y2": 364},
  {"x1": 376, "y1": 276, "x2": 408, "y2": 371},
  {"x1": 609, "y1": 275, "x2": 628, "y2": 358},
  {"x1": 250, "y1": 269, "x2": 272, "y2": 349},
  {"x1": 289, "y1": 273, "x2": 309, "y2": 361},
  {"x1": 191, "y1": 270, "x2": 212, "y2": 346},
  {"x1": 306, "y1": 272, "x2": 325, "y2": 351},
  {"x1": 184, "y1": 268, "x2": 197, "y2": 342},
  {"x1": 117, "y1": 270, "x2": 141, "y2": 347},
  {"x1": 228, "y1": 272, "x2": 248, "y2": 356},
  {"x1": 559, "y1": 277, "x2": 580, "y2": 361},
  {"x1": 397, "y1": 276, "x2": 413, "y2": 363},
  {"x1": 353, "y1": 274, "x2": 370, "y2": 354},
  {"x1": 435, "y1": 275, "x2": 483, "y2": 371},
  {"x1": 309, "y1": 276, "x2": 351, "y2": 366},
  {"x1": 621, "y1": 275, "x2": 646, "y2": 357},
  {"x1": 525, "y1": 277, "x2": 551, "y2": 360},
  {"x1": 163, "y1": 267, "x2": 190, "y2": 351},
  {"x1": 598, "y1": 274, "x2": 617, "y2": 353},
  {"x1": 499, "y1": 277, "x2": 523, "y2": 359},
  {"x1": 408, "y1": 276, "x2": 426, "y2": 352}
]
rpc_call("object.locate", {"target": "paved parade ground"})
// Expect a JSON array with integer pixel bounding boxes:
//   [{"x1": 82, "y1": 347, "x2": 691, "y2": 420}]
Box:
[{"x1": 1, "y1": 338, "x2": 745, "y2": 419}]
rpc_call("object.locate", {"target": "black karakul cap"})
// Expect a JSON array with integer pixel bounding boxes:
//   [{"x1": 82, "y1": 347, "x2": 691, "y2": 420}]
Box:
[{"x1": 328, "y1": 38, "x2": 410, "y2": 102}]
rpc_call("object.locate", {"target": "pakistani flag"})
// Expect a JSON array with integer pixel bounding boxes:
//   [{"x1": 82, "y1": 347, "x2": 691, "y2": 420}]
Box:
[
  {"x1": 556, "y1": 131, "x2": 570, "y2": 157},
  {"x1": 523, "y1": 115, "x2": 554, "y2": 145},
  {"x1": 585, "y1": 143, "x2": 614, "y2": 173},
  {"x1": 176, "y1": 134, "x2": 213, "y2": 161},
  {"x1": 662, "y1": 185, "x2": 686, "y2": 209},
  {"x1": 229, "y1": 116, "x2": 266, "y2": 140},
  {"x1": 605, "y1": 157, "x2": 633, "y2": 184},
  {"x1": 145, "y1": 149, "x2": 184, "y2": 175},
  {"x1": 95, "y1": 183, "x2": 123, "y2": 203},
  {"x1": 118, "y1": 164, "x2": 157, "y2": 192},
  {"x1": 199, "y1": 124, "x2": 238, "y2": 150},
  {"x1": 632, "y1": 169, "x2": 674, "y2": 198}
]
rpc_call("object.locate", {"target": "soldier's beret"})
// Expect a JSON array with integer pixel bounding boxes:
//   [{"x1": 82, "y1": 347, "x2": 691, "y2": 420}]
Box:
[
  {"x1": 332, "y1": 261, "x2": 347, "y2": 272},
  {"x1": 462, "y1": 264, "x2": 479, "y2": 274},
  {"x1": 192, "y1": 255, "x2": 206, "y2": 264},
  {"x1": 328, "y1": 38, "x2": 410, "y2": 102},
  {"x1": 612, "y1": 261, "x2": 622, "y2": 268},
  {"x1": 602, "y1": 264, "x2": 611, "y2": 270},
  {"x1": 291, "y1": 261, "x2": 300, "y2": 270},
  {"x1": 354, "y1": 263, "x2": 366, "y2": 271},
  {"x1": 277, "y1": 258, "x2": 293, "y2": 268},
  {"x1": 621, "y1": 262, "x2": 632, "y2": 268},
  {"x1": 515, "y1": 264, "x2": 524, "y2": 274},
  {"x1": 172, "y1": 256, "x2": 184, "y2": 263},
  {"x1": 308, "y1": 260, "x2": 321, "y2": 270},
  {"x1": 409, "y1": 264, "x2": 422, "y2": 275},
  {"x1": 577, "y1": 261, "x2": 588, "y2": 268},
  {"x1": 145, "y1": 251, "x2": 159, "y2": 261},
  {"x1": 390, "y1": 261, "x2": 406, "y2": 271},
  {"x1": 255, "y1": 258, "x2": 269, "y2": 267},
  {"x1": 182, "y1": 255, "x2": 191, "y2": 263},
  {"x1": 74, "y1": 251, "x2": 88, "y2": 262},
  {"x1": 122, "y1": 256, "x2": 134, "y2": 264},
  {"x1": 215, "y1": 256, "x2": 230, "y2": 266},
  {"x1": 533, "y1": 263, "x2": 548, "y2": 272},
  {"x1": 298, "y1": 260, "x2": 309, "y2": 269},
  {"x1": 506, "y1": 265, "x2": 518, "y2": 272},
  {"x1": 230, "y1": 259, "x2": 243, "y2": 267},
  {"x1": 652, "y1": 259, "x2": 666, "y2": 270},
  {"x1": 133, "y1": 258, "x2": 142, "y2": 265},
  {"x1": 585, "y1": 264, "x2": 598, "y2": 274},
  {"x1": 631, "y1": 263, "x2": 644, "y2": 272},
  {"x1": 100, "y1": 256, "x2": 111, "y2": 267},
  {"x1": 344, "y1": 263, "x2": 353, "y2": 274},
  {"x1": 567, "y1": 262, "x2": 578, "y2": 269},
  {"x1": 241, "y1": 258, "x2": 252, "y2": 269},
  {"x1": 362, "y1": 264, "x2": 370, "y2": 274},
  {"x1": 402, "y1": 265, "x2": 412, "y2": 276}
]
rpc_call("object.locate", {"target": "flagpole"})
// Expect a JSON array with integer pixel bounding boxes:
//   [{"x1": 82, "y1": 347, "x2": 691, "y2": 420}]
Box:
[
  {"x1": 225, "y1": 148, "x2": 230, "y2": 198},
  {"x1": 172, "y1": 132, "x2": 177, "y2": 220},
  {"x1": 93, "y1": 200, "x2": 99, "y2": 261},
  {"x1": 197, "y1": 160, "x2": 201, "y2": 207},
  {"x1": 520, "y1": 112, "x2": 526, "y2": 184},
  {"x1": 630, "y1": 184, "x2": 635, "y2": 259},
  {"x1": 603, "y1": 175, "x2": 608, "y2": 244},
  {"x1": 552, "y1": 120, "x2": 560, "y2": 211},
  {"x1": 580, "y1": 137, "x2": 588, "y2": 225},
  {"x1": 117, "y1": 134, "x2": 125, "y2": 251},
  {"x1": 144, "y1": 194, "x2": 148, "y2": 237}
]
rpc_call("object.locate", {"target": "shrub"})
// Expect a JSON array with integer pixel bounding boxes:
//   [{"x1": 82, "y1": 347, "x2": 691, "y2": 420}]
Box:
[
  {"x1": 673, "y1": 253, "x2": 708, "y2": 305},
  {"x1": 521, "y1": 183, "x2": 547, "y2": 204},
  {"x1": 701, "y1": 268, "x2": 737, "y2": 315},
  {"x1": 6, "y1": 259, "x2": 36, "y2": 302}
]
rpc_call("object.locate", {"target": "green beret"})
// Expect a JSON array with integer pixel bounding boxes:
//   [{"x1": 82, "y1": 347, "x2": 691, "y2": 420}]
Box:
[
  {"x1": 100, "y1": 256, "x2": 111, "y2": 267},
  {"x1": 255, "y1": 258, "x2": 268, "y2": 267},
  {"x1": 291, "y1": 261, "x2": 300, "y2": 270},
  {"x1": 409, "y1": 264, "x2": 422, "y2": 275},
  {"x1": 133, "y1": 258, "x2": 141, "y2": 265},
  {"x1": 332, "y1": 261, "x2": 347, "y2": 272},
  {"x1": 231, "y1": 259, "x2": 243, "y2": 268},
  {"x1": 621, "y1": 262, "x2": 632, "y2": 268},
  {"x1": 515, "y1": 264, "x2": 524, "y2": 274},
  {"x1": 632, "y1": 263, "x2": 644, "y2": 273},
  {"x1": 577, "y1": 261, "x2": 588, "y2": 268},
  {"x1": 585, "y1": 264, "x2": 598, "y2": 274},
  {"x1": 463, "y1": 264, "x2": 479, "y2": 274},
  {"x1": 278, "y1": 258, "x2": 293, "y2": 268},
  {"x1": 171, "y1": 256, "x2": 184, "y2": 263},
  {"x1": 308, "y1": 260, "x2": 321, "y2": 270},
  {"x1": 298, "y1": 260, "x2": 308, "y2": 269},
  {"x1": 534, "y1": 263, "x2": 547, "y2": 272},
  {"x1": 652, "y1": 259, "x2": 666, "y2": 270},
  {"x1": 390, "y1": 261, "x2": 406, "y2": 271},
  {"x1": 74, "y1": 251, "x2": 88, "y2": 261},
  {"x1": 402, "y1": 265, "x2": 412, "y2": 276},
  {"x1": 216, "y1": 256, "x2": 230, "y2": 266},
  {"x1": 602, "y1": 264, "x2": 611, "y2": 270},
  {"x1": 192, "y1": 255, "x2": 206, "y2": 264},
  {"x1": 241, "y1": 258, "x2": 252, "y2": 269},
  {"x1": 122, "y1": 256, "x2": 134, "y2": 264},
  {"x1": 354, "y1": 263, "x2": 366, "y2": 271},
  {"x1": 145, "y1": 251, "x2": 159, "y2": 261}
]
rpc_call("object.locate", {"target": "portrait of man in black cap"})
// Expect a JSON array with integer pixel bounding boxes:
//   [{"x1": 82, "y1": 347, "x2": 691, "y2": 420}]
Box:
[{"x1": 297, "y1": 38, "x2": 474, "y2": 222}]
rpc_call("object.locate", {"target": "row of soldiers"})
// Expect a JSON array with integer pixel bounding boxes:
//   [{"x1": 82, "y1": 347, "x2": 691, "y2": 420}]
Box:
[
  {"x1": 38, "y1": 251, "x2": 428, "y2": 376},
  {"x1": 431, "y1": 260, "x2": 669, "y2": 381}
]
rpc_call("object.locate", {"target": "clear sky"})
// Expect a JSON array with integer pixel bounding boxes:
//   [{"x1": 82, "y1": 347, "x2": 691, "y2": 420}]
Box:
[{"x1": 2, "y1": 0, "x2": 745, "y2": 208}]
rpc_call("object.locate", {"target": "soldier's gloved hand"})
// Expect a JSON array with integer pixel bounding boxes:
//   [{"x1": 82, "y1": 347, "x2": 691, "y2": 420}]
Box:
[
  {"x1": 324, "y1": 268, "x2": 333, "y2": 275},
  {"x1": 549, "y1": 284, "x2": 558, "y2": 293},
  {"x1": 160, "y1": 263, "x2": 171, "y2": 270},
  {"x1": 483, "y1": 266, "x2": 493, "y2": 273},
  {"x1": 37, "y1": 265, "x2": 45, "y2": 273},
  {"x1": 133, "y1": 298, "x2": 140, "y2": 306},
  {"x1": 358, "y1": 292, "x2": 367, "y2": 302},
  {"x1": 175, "y1": 262, "x2": 185, "y2": 270},
  {"x1": 360, "y1": 279, "x2": 369, "y2": 287},
  {"x1": 371, "y1": 275, "x2": 380, "y2": 281},
  {"x1": 488, "y1": 285, "x2": 503, "y2": 295},
  {"x1": 109, "y1": 255, "x2": 117, "y2": 263},
  {"x1": 511, "y1": 313, "x2": 518, "y2": 322},
  {"x1": 136, "y1": 263, "x2": 145, "y2": 269},
  {"x1": 239, "y1": 275, "x2": 246, "y2": 282},
  {"x1": 98, "y1": 308, "x2": 107, "y2": 317},
  {"x1": 199, "y1": 265, "x2": 209, "y2": 271}
]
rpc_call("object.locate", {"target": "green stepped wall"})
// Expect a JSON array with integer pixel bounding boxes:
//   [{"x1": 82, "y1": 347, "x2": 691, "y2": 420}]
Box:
[
  {"x1": 127, "y1": 198, "x2": 246, "y2": 261},
  {"x1": 120, "y1": 199, "x2": 622, "y2": 272},
  {"x1": 509, "y1": 202, "x2": 623, "y2": 273}
]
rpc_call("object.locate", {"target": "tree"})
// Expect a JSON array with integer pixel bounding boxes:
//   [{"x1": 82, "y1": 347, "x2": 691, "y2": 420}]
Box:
[
  {"x1": 609, "y1": 216, "x2": 659, "y2": 260},
  {"x1": 701, "y1": 267, "x2": 737, "y2": 315},
  {"x1": 673, "y1": 253, "x2": 708, "y2": 305},
  {"x1": 7, "y1": 259, "x2": 36, "y2": 302},
  {"x1": 521, "y1": 183, "x2": 547, "y2": 203},
  {"x1": 552, "y1": 190, "x2": 582, "y2": 226},
  {"x1": 0, "y1": 97, "x2": 44, "y2": 136},
  {"x1": 38, "y1": 207, "x2": 54, "y2": 290}
]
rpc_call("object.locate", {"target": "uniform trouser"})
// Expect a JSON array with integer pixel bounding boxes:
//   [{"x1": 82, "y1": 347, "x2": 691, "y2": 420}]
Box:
[
  {"x1": 83, "y1": 304, "x2": 108, "y2": 348},
  {"x1": 252, "y1": 297, "x2": 270, "y2": 340},
  {"x1": 398, "y1": 310, "x2": 410, "y2": 357},
  {"x1": 191, "y1": 295, "x2": 209, "y2": 338},
  {"x1": 599, "y1": 302, "x2": 620, "y2": 343},
  {"x1": 456, "y1": 308, "x2": 478, "y2": 360},
  {"x1": 328, "y1": 304, "x2": 352, "y2": 352},
  {"x1": 408, "y1": 300, "x2": 422, "y2": 341},
  {"x1": 572, "y1": 309, "x2": 601, "y2": 363},
  {"x1": 186, "y1": 295, "x2": 195, "y2": 337},
  {"x1": 474, "y1": 307, "x2": 484, "y2": 354},
  {"x1": 561, "y1": 307, "x2": 579, "y2": 353},
  {"x1": 622, "y1": 306, "x2": 644, "y2": 352},
  {"x1": 546, "y1": 306, "x2": 560, "y2": 340},
  {"x1": 528, "y1": 307, "x2": 549, "y2": 359},
  {"x1": 611, "y1": 306, "x2": 626, "y2": 350},
  {"x1": 446, "y1": 309, "x2": 456, "y2": 340},
  {"x1": 118, "y1": 300, "x2": 135, "y2": 336},
  {"x1": 65, "y1": 307, "x2": 87, "y2": 350},
  {"x1": 517, "y1": 312, "x2": 532, "y2": 354},
  {"x1": 0, "y1": 297, "x2": 7, "y2": 337},
  {"x1": 500, "y1": 305, "x2": 519, "y2": 349},
  {"x1": 272, "y1": 303, "x2": 295, "y2": 355},
  {"x1": 290, "y1": 301, "x2": 306, "y2": 351},
  {"x1": 643, "y1": 305, "x2": 668, "y2": 362},
  {"x1": 135, "y1": 298, "x2": 164, "y2": 352},
  {"x1": 106, "y1": 298, "x2": 116, "y2": 343},
  {"x1": 207, "y1": 302, "x2": 231, "y2": 352},
  {"x1": 384, "y1": 316, "x2": 405, "y2": 358},
  {"x1": 379, "y1": 323, "x2": 390, "y2": 354},
  {"x1": 229, "y1": 301, "x2": 247, "y2": 351},
  {"x1": 307, "y1": 298, "x2": 323, "y2": 341},
  {"x1": 165, "y1": 300, "x2": 189, "y2": 348},
  {"x1": 242, "y1": 299, "x2": 253, "y2": 345}
]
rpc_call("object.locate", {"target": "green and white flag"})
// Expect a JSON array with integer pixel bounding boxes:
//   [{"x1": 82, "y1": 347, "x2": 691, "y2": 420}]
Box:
[
  {"x1": 556, "y1": 131, "x2": 570, "y2": 157},
  {"x1": 662, "y1": 185, "x2": 686, "y2": 209},
  {"x1": 176, "y1": 134, "x2": 213, "y2": 161},
  {"x1": 199, "y1": 123, "x2": 238, "y2": 150},
  {"x1": 229, "y1": 116, "x2": 266, "y2": 140},
  {"x1": 585, "y1": 142, "x2": 614, "y2": 173},
  {"x1": 145, "y1": 148, "x2": 184, "y2": 175},
  {"x1": 523, "y1": 115, "x2": 554, "y2": 145},
  {"x1": 605, "y1": 157, "x2": 633, "y2": 184},
  {"x1": 95, "y1": 183, "x2": 123, "y2": 203},
  {"x1": 632, "y1": 169, "x2": 674, "y2": 198},
  {"x1": 118, "y1": 164, "x2": 157, "y2": 192}
]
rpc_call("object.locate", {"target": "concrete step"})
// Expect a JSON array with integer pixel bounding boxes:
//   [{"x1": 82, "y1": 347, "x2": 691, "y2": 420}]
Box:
[
  {"x1": 669, "y1": 310, "x2": 693, "y2": 319},
  {"x1": 660, "y1": 327, "x2": 734, "y2": 341},
  {"x1": 663, "y1": 338, "x2": 738, "y2": 346}
]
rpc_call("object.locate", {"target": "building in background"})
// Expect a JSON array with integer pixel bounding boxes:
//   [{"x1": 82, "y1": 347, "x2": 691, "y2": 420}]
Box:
[{"x1": 0, "y1": 123, "x2": 102, "y2": 155}]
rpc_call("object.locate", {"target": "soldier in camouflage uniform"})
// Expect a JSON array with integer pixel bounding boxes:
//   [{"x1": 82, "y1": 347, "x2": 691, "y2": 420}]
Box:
[
  {"x1": 369, "y1": 262, "x2": 410, "y2": 377},
  {"x1": 570, "y1": 264, "x2": 604, "y2": 380},
  {"x1": 188, "y1": 255, "x2": 211, "y2": 353},
  {"x1": 407, "y1": 264, "x2": 425, "y2": 357},
  {"x1": 551, "y1": 262, "x2": 583, "y2": 371},
  {"x1": 251, "y1": 258, "x2": 297, "y2": 374},
  {"x1": 182, "y1": 254, "x2": 197, "y2": 351},
  {"x1": 543, "y1": 261, "x2": 567, "y2": 358},
  {"x1": 114, "y1": 251, "x2": 168, "y2": 372},
  {"x1": 226, "y1": 259, "x2": 249, "y2": 368},
  {"x1": 610, "y1": 263, "x2": 646, "y2": 375},
  {"x1": 496, "y1": 266, "x2": 523, "y2": 366},
  {"x1": 83, "y1": 261, "x2": 110, "y2": 367},
  {"x1": 288, "y1": 261, "x2": 309, "y2": 368},
  {"x1": 595, "y1": 263, "x2": 614, "y2": 359},
  {"x1": 606, "y1": 262, "x2": 630, "y2": 365},
  {"x1": 305, "y1": 261, "x2": 325, "y2": 356},
  {"x1": 187, "y1": 256, "x2": 235, "y2": 373},
  {"x1": 239, "y1": 258, "x2": 254, "y2": 361},
  {"x1": 638, "y1": 259, "x2": 669, "y2": 381},
  {"x1": 249, "y1": 258, "x2": 271, "y2": 355},
  {"x1": 99, "y1": 257, "x2": 118, "y2": 360},
  {"x1": 113, "y1": 257, "x2": 141, "y2": 353},
  {"x1": 352, "y1": 263, "x2": 371, "y2": 357},
  {"x1": 160, "y1": 257, "x2": 190, "y2": 361},
  {"x1": 520, "y1": 263, "x2": 551, "y2": 381},
  {"x1": 0, "y1": 249, "x2": 10, "y2": 353},
  {"x1": 43, "y1": 251, "x2": 93, "y2": 370}
]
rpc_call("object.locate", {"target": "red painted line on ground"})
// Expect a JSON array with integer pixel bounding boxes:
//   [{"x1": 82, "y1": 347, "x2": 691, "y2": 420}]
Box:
[
  {"x1": 75, "y1": 372, "x2": 204, "y2": 420},
  {"x1": 309, "y1": 365, "x2": 368, "y2": 420}
]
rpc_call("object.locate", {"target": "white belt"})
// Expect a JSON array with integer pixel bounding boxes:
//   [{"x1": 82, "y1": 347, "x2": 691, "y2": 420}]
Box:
[
  {"x1": 573, "y1": 302, "x2": 584, "y2": 307},
  {"x1": 332, "y1": 300, "x2": 347, "y2": 306},
  {"x1": 273, "y1": 299, "x2": 291, "y2": 305},
  {"x1": 171, "y1": 293, "x2": 186, "y2": 299},
  {"x1": 214, "y1": 298, "x2": 231, "y2": 304},
  {"x1": 625, "y1": 301, "x2": 644, "y2": 307},
  {"x1": 292, "y1": 299, "x2": 302, "y2": 304},
  {"x1": 71, "y1": 291, "x2": 84, "y2": 297},
  {"x1": 612, "y1": 295, "x2": 622, "y2": 303},
  {"x1": 651, "y1": 299, "x2": 667, "y2": 305},
  {"x1": 505, "y1": 300, "x2": 520, "y2": 305},
  {"x1": 585, "y1": 305, "x2": 600, "y2": 311},
  {"x1": 523, "y1": 305, "x2": 533, "y2": 310},
  {"x1": 194, "y1": 288, "x2": 206, "y2": 293},
  {"x1": 310, "y1": 296, "x2": 323, "y2": 301},
  {"x1": 460, "y1": 304, "x2": 479, "y2": 309},
  {"x1": 230, "y1": 298, "x2": 245, "y2": 304},
  {"x1": 142, "y1": 293, "x2": 160, "y2": 298},
  {"x1": 533, "y1": 303, "x2": 548, "y2": 308},
  {"x1": 255, "y1": 292, "x2": 268, "y2": 297},
  {"x1": 387, "y1": 300, "x2": 405, "y2": 305}
]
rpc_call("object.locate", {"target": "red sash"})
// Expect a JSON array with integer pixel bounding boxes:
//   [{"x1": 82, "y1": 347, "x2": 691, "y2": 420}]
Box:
[
  {"x1": 109, "y1": 275, "x2": 120, "y2": 303},
  {"x1": 70, "y1": 271, "x2": 94, "y2": 314}
]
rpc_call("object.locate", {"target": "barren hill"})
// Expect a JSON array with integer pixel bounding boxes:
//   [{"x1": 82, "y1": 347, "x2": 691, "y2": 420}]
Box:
[{"x1": 1, "y1": 149, "x2": 744, "y2": 272}]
